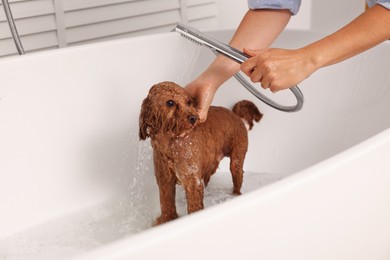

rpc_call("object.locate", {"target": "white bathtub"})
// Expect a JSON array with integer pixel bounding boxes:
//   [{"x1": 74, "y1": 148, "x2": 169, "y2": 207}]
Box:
[{"x1": 1, "y1": 29, "x2": 390, "y2": 260}]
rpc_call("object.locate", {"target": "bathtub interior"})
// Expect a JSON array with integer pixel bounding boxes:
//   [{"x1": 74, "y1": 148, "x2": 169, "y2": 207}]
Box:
[{"x1": 1, "y1": 29, "x2": 390, "y2": 260}]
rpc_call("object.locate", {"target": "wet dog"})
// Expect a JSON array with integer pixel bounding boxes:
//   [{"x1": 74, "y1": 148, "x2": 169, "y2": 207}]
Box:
[{"x1": 139, "y1": 81, "x2": 262, "y2": 224}]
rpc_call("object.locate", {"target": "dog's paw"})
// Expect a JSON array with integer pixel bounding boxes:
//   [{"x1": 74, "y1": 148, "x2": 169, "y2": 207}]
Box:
[
  {"x1": 232, "y1": 189, "x2": 242, "y2": 196},
  {"x1": 153, "y1": 214, "x2": 179, "y2": 226}
]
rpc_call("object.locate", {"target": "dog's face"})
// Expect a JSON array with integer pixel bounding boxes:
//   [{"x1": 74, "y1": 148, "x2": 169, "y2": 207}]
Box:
[{"x1": 139, "y1": 82, "x2": 198, "y2": 140}]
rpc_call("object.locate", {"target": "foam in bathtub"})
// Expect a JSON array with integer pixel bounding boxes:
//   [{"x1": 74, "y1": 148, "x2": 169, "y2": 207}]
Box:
[{"x1": 0, "y1": 170, "x2": 288, "y2": 260}]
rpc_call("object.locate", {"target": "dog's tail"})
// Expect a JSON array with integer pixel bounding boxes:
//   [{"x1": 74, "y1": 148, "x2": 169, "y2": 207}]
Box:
[{"x1": 232, "y1": 100, "x2": 263, "y2": 130}]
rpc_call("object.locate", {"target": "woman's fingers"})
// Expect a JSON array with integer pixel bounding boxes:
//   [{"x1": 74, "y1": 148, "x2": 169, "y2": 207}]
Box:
[
  {"x1": 240, "y1": 47, "x2": 313, "y2": 92},
  {"x1": 185, "y1": 80, "x2": 218, "y2": 123},
  {"x1": 241, "y1": 48, "x2": 261, "y2": 76},
  {"x1": 241, "y1": 48, "x2": 272, "y2": 90}
]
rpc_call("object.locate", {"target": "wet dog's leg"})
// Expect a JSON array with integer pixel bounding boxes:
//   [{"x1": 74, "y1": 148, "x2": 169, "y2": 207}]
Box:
[
  {"x1": 153, "y1": 158, "x2": 178, "y2": 225},
  {"x1": 154, "y1": 179, "x2": 178, "y2": 225},
  {"x1": 229, "y1": 142, "x2": 247, "y2": 195},
  {"x1": 183, "y1": 176, "x2": 205, "y2": 214}
]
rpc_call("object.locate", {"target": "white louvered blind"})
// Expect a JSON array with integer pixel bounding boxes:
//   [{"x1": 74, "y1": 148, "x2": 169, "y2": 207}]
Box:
[{"x1": 0, "y1": 0, "x2": 218, "y2": 57}]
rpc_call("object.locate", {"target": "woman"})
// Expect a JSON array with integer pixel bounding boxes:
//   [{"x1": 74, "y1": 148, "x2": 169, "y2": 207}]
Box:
[{"x1": 186, "y1": 0, "x2": 390, "y2": 122}]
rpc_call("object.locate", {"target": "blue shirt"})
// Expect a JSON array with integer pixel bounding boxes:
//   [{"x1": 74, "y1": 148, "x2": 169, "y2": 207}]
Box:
[
  {"x1": 247, "y1": 0, "x2": 301, "y2": 15},
  {"x1": 248, "y1": 0, "x2": 390, "y2": 15},
  {"x1": 366, "y1": 0, "x2": 390, "y2": 9}
]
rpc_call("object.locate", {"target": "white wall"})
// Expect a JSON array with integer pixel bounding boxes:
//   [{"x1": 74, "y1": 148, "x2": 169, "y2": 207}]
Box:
[
  {"x1": 311, "y1": 0, "x2": 365, "y2": 32},
  {"x1": 215, "y1": 0, "x2": 247, "y2": 30}
]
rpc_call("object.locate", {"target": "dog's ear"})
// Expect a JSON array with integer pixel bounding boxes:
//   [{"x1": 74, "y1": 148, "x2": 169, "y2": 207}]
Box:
[{"x1": 139, "y1": 96, "x2": 152, "y2": 140}]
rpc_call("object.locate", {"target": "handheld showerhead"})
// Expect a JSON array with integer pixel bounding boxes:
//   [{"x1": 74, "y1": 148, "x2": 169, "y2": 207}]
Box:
[
  {"x1": 173, "y1": 22, "x2": 249, "y2": 64},
  {"x1": 172, "y1": 22, "x2": 304, "y2": 112}
]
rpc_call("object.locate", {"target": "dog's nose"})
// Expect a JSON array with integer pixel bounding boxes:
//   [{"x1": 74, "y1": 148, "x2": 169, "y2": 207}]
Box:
[{"x1": 188, "y1": 114, "x2": 198, "y2": 125}]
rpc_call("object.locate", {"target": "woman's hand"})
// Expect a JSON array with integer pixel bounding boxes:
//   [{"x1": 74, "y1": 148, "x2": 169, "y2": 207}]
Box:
[
  {"x1": 241, "y1": 48, "x2": 317, "y2": 92},
  {"x1": 186, "y1": 78, "x2": 219, "y2": 123}
]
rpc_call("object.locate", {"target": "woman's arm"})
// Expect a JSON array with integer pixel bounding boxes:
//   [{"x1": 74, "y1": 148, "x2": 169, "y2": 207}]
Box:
[
  {"x1": 186, "y1": 9, "x2": 291, "y2": 122},
  {"x1": 241, "y1": 4, "x2": 390, "y2": 92}
]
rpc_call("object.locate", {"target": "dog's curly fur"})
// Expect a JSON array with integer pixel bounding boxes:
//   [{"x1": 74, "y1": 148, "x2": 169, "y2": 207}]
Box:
[{"x1": 139, "y1": 81, "x2": 262, "y2": 225}]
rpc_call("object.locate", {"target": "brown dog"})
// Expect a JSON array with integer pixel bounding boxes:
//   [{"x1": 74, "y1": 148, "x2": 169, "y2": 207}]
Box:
[{"x1": 139, "y1": 81, "x2": 262, "y2": 225}]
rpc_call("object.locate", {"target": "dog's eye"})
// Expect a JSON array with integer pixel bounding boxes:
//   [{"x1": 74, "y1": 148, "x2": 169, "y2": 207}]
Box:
[
  {"x1": 187, "y1": 100, "x2": 192, "y2": 106},
  {"x1": 166, "y1": 100, "x2": 175, "y2": 107}
]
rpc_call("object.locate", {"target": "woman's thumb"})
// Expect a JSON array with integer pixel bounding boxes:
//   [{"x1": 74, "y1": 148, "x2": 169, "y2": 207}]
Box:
[
  {"x1": 197, "y1": 109, "x2": 208, "y2": 123},
  {"x1": 243, "y1": 47, "x2": 264, "y2": 57}
]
